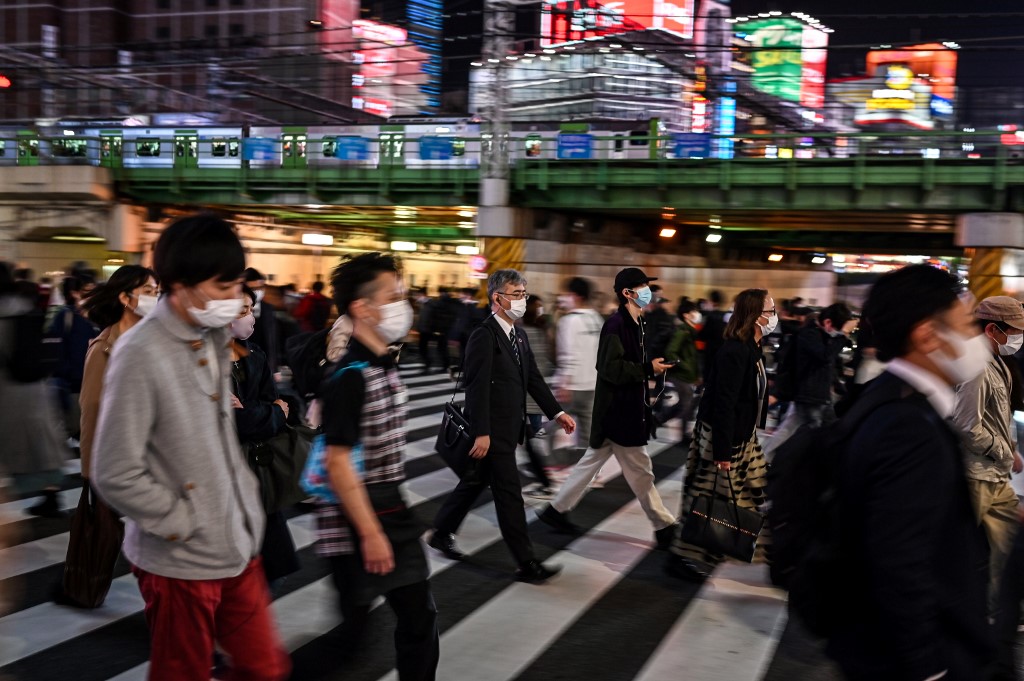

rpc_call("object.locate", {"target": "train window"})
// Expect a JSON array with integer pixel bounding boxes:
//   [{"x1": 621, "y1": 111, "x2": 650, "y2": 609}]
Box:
[
  {"x1": 296, "y1": 139, "x2": 306, "y2": 158},
  {"x1": 452, "y1": 139, "x2": 466, "y2": 157},
  {"x1": 18, "y1": 140, "x2": 39, "y2": 157},
  {"x1": 228, "y1": 138, "x2": 239, "y2": 157},
  {"x1": 137, "y1": 139, "x2": 161, "y2": 157},
  {"x1": 283, "y1": 139, "x2": 292, "y2": 156},
  {"x1": 176, "y1": 140, "x2": 185, "y2": 158},
  {"x1": 0, "y1": 143, "x2": 5, "y2": 157},
  {"x1": 53, "y1": 139, "x2": 88, "y2": 157},
  {"x1": 322, "y1": 138, "x2": 337, "y2": 157},
  {"x1": 629, "y1": 129, "x2": 650, "y2": 147},
  {"x1": 525, "y1": 138, "x2": 541, "y2": 157},
  {"x1": 211, "y1": 138, "x2": 227, "y2": 157},
  {"x1": 189, "y1": 139, "x2": 197, "y2": 157},
  {"x1": 614, "y1": 135, "x2": 625, "y2": 153}
]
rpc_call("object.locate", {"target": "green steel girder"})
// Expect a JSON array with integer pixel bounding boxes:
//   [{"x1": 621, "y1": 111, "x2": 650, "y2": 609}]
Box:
[{"x1": 111, "y1": 158, "x2": 1024, "y2": 213}]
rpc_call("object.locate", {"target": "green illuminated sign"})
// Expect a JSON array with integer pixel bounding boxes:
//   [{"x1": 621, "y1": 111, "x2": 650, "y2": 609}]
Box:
[{"x1": 741, "y1": 18, "x2": 804, "y2": 103}]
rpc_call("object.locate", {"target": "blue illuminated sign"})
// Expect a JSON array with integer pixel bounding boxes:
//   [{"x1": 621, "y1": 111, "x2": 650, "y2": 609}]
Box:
[
  {"x1": 673, "y1": 133, "x2": 712, "y2": 159},
  {"x1": 335, "y1": 136, "x2": 370, "y2": 161},
  {"x1": 418, "y1": 136, "x2": 454, "y2": 160},
  {"x1": 930, "y1": 95, "x2": 954, "y2": 118},
  {"x1": 557, "y1": 133, "x2": 594, "y2": 159},
  {"x1": 243, "y1": 137, "x2": 277, "y2": 161},
  {"x1": 716, "y1": 96, "x2": 737, "y2": 159}
]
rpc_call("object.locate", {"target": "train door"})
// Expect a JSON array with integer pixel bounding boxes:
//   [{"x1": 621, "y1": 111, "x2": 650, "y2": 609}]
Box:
[
  {"x1": 16, "y1": 131, "x2": 39, "y2": 166},
  {"x1": 174, "y1": 130, "x2": 198, "y2": 169},
  {"x1": 281, "y1": 127, "x2": 308, "y2": 169},
  {"x1": 378, "y1": 126, "x2": 405, "y2": 167},
  {"x1": 99, "y1": 130, "x2": 123, "y2": 168}
]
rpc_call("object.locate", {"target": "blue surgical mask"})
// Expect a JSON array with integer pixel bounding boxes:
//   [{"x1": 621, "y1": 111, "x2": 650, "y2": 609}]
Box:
[{"x1": 633, "y1": 287, "x2": 653, "y2": 308}]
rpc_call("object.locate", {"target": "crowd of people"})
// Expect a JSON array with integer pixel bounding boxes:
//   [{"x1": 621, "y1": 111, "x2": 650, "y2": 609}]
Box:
[{"x1": 4, "y1": 214, "x2": 1024, "y2": 679}]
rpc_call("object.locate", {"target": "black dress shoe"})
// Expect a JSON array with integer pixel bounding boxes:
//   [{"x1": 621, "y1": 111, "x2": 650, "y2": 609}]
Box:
[
  {"x1": 515, "y1": 560, "x2": 562, "y2": 584},
  {"x1": 654, "y1": 523, "x2": 679, "y2": 551},
  {"x1": 535, "y1": 504, "x2": 581, "y2": 535},
  {"x1": 664, "y1": 555, "x2": 711, "y2": 583},
  {"x1": 427, "y1": 531, "x2": 466, "y2": 560}
]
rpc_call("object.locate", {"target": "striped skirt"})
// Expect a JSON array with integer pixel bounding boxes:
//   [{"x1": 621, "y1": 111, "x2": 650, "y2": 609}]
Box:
[{"x1": 671, "y1": 420, "x2": 772, "y2": 567}]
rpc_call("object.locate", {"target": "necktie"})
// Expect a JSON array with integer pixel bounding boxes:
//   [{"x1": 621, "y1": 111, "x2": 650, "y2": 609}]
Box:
[{"x1": 509, "y1": 329, "x2": 521, "y2": 365}]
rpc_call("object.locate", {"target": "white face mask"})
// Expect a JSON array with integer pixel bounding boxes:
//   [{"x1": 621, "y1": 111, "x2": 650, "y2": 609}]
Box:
[
  {"x1": 687, "y1": 311, "x2": 703, "y2": 326},
  {"x1": 537, "y1": 306, "x2": 545, "y2": 317},
  {"x1": 757, "y1": 314, "x2": 779, "y2": 337},
  {"x1": 929, "y1": 329, "x2": 992, "y2": 384},
  {"x1": 501, "y1": 296, "x2": 528, "y2": 321},
  {"x1": 253, "y1": 289, "x2": 265, "y2": 305},
  {"x1": 376, "y1": 300, "x2": 413, "y2": 343},
  {"x1": 999, "y1": 331, "x2": 1024, "y2": 356},
  {"x1": 230, "y1": 313, "x2": 256, "y2": 340},
  {"x1": 187, "y1": 289, "x2": 244, "y2": 329},
  {"x1": 133, "y1": 293, "x2": 158, "y2": 318}
]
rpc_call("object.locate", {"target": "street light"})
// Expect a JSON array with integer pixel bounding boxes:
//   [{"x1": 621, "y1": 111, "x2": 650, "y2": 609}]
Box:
[{"x1": 659, "y1": 228, "x2": 677, "y2": 238}]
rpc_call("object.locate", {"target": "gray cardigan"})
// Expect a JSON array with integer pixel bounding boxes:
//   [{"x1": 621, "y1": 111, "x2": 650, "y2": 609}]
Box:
[{"x1": 92, "y1": 298, "x2": 265, "y2": 580}]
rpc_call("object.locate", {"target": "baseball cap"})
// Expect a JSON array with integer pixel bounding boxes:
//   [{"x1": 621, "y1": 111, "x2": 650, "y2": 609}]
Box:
[
  {"x1": 614, "y1": 267, "x2": 657, "y2": 292},
  {"x1": 975, "y1": 296, "x2": 1024, "y2": 330}
]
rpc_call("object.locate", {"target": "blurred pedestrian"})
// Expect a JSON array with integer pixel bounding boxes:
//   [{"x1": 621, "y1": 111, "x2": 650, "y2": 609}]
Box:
[
  {"x1": 92, "y1": 214, "x2": 290, "y2": 681},
  {"x1": 317, "y1": 253, "x2": 439, "y2": 678},
  {"x1": 0, "y1": 262, "x2": 69, "y2": 517},
  {"x1": 666, "y1": 288, "x2": 774, "y2": 581},
  {"x1": 294, "y1": 281, "x2": 333, "y2": 333},
  {"x1": 230, "y1": 286, "x2": 300, "y2": 589},
  {"x1": 49, "y1": 275, "x2": 99, "y2": 443},
  {"x1": 243, "y1": 268, "x2": 280, "y2": 372},
  {"x1": 826, "y1": 265, "x2": 991, "y2": 680},
  {"x1": 551, "y1": 277, "x2": 603, "y2": 461},
  {"x1": 521, "y1": 295, "x2": 557, "y2": 498},
  {"x1": 538, "y1": 268, "x2": 677, "y2": 550},
  {"x1": 657, "y1": 298, "x2": 702, "y2": 436},
  {"x1": 698, "y1": 290, "x2": 727, "y2": 383}
]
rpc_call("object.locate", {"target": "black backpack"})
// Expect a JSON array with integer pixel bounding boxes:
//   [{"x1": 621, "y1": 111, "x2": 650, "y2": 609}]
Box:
[
  {"x1": 285, "y1": 328, "x2": 330, "y2": 399},
  {"x1": 5, "y1": 309, "x2": 63, "y2": 383},
  {"x1": 766, "y1": 384, "x2": 899, "y2": 636}
]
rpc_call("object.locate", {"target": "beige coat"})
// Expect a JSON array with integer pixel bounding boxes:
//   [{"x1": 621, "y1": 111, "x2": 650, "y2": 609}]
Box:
[{"x1": 78, "y1": 323, "x2": 123, "y2": 479}]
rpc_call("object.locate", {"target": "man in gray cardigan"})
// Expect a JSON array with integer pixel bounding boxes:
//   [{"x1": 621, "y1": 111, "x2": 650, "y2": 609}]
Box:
[{"x1": 92, "y1": 214, "x2": 289, "y2": 681}]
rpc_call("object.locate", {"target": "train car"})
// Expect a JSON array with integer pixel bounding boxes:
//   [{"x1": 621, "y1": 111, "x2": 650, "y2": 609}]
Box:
[
  {"x1": 507, "y1": 118, "x2": 665, "y2": 161},
  {"x1": 86, "y1": 127, "x2": 243, "y2": 169}
]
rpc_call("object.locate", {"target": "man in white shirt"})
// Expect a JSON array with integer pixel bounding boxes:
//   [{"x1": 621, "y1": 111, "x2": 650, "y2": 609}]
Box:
[{"x1": 553, "y1": 277, "x2": 604, "y2": 461}]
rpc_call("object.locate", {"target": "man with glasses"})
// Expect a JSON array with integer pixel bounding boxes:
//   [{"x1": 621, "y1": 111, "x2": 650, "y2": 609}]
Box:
[
  {"x1": 429, "y1": 269, "x2": 576, "y2": 583},
  {"x1": 537, "y1": 267, "x2": 678, "y2": 550}
]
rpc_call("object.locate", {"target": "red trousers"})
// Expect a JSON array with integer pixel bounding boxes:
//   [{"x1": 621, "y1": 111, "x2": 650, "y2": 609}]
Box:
[{"x1": 133, "y1": 558, "x2": 291, "y2": 681}]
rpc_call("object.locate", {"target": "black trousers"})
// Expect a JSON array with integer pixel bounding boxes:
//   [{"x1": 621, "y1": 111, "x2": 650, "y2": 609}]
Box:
[
  {"x1": 433, "y1": 448, "x2": 534, "y2": 566},
  {"x1": 330, "y1": 556, "x2": 439, "y2": 681},
  {"x1": 994, "y1": 523, "x2": 1024, "y2": 680},
  {"x1": 417, "y1": 332, "x2": 450, "y2": 370}
]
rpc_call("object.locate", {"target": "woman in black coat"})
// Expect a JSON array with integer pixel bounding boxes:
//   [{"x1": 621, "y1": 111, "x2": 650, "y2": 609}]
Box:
[
  {"x1": 666, "y1": 288, "x2": 775, "y2": 582},
  {"x1": 230, "y1": 285, "x2": 300, "y2": 587}
]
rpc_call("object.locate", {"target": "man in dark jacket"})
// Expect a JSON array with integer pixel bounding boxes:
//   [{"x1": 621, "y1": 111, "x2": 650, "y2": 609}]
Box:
[
  {"x1": 698, "y1": 290, "x2": 727, "y2": 383},
  {"x1": 243, "y1": 268, "x2": 280, "y2": 373},
  {"x1": 537, "y1": 267, "x2": 677, "y2": 549},
  {"x1": 764, "y1": 302, "x2": 852, "y2": 456},
  {"x1": 827, "y1": 264, "x2": 992, "y2": 680},
  {"x1": 49, "y1": 274, "x2": 99, "y2": 441},
  {"x1": 428, "y1": 269, "x2": 576, "y2": 583}
]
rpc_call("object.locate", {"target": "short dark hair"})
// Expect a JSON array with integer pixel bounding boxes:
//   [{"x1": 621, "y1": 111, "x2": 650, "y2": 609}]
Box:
[
  {"x1": 820, "y1": 302, "x2": 853, "y2": 329},
  {"x1": 331, "y1": 252, "x2": 401, "y2": 314},
  {"x1": 0, "y1": 261, "x2": 14, "y2": 296},
  {"x1": 13, "y1": 267, "x2": 32, "y2": 281},
  {"x1": 81, "y1": 265, "x2": 156, "y2": 328},
  {"x1": 724, "y1": 289, "x2": 768, "y2": 343},
  {"x1": 677, "y1": 299, "x2": 697, "y2": 318},
  {"x1": 243, "y1": 268, "x2": 265, "y2": 283},
  {"x1": 241, "y1": 283, "x2": 257, "y2": 306},
  {"x1": 863, "y1": 264, "x2": 963, "y2": 362},
  {"x1": 312, "y1": 281, "x2": 325, "y2": 294},
  {"x1": 153, "y1": 214, "x2": 245, "y2": 289},
  {"x1": 62, "y1": 275, "x2": 87, "y2": 301},
  {"x1": 709, "y1": 290, "x2": 724, "y2": 305},
  {"x1": 566, "y1": 276, "x2": 591, "y2": 301}
]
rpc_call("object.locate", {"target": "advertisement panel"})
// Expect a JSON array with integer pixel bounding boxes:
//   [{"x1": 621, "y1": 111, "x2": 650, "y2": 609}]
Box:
[
  {"x1": 866, "y1": 44, "x2": 957, "y2": 100},
  {"x1": 557, "y1": 133, "x2": 594, "y2": 159},
  {"x1": 738, "y1": 17, "x2": 805, "y2": 103},
  {"x1": 540, "y1": 0, "x2": 693, "y2": 46},
  {"x1": 800, "y1": 26, "x2": 828, "y2": 109}
]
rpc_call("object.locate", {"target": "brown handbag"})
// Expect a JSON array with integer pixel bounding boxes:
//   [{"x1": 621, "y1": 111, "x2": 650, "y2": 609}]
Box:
[{"x1": 62, "y1": 482, "x2": 124, "y2": 608}]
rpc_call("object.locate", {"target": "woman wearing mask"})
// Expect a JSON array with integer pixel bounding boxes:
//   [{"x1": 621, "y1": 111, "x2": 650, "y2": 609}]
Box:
[
  {"x1": 657, "y1": 299, "x2": 702, "y2": 437},
  {"x1": 521, "y1": 296, "x2": 557, "y2": 498},
  {"x1": 666, "y1": 289, "x2": 775, "y2": 582},
  {"x1": 230, "y1": 286, "x2": 300, "y2": 588},
  {"x1": 57, "y1": 265, "x2": 156, "y2": 605}
]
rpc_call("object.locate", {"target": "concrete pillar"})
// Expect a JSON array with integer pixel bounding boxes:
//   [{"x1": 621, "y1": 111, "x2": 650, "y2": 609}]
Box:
[{"x1": 956, "y1": 213, "x2": 1024, "y2": 299}]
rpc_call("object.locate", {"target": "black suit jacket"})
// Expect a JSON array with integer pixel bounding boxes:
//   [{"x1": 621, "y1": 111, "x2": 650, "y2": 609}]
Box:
[
  {"x1": 697, "y1": 337, "x2": 767, "y2": 461},
  {"x1": 463, "y1": 315, "x2": 561, "y2": 452},
  {"x1": 828, "y1": 371, "x2": 992, "y2": 680}
]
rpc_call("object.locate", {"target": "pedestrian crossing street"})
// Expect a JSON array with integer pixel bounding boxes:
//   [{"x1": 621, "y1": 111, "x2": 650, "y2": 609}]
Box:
[{"x1": 0, "y1": 363, "x2": 841, "y2": 681}]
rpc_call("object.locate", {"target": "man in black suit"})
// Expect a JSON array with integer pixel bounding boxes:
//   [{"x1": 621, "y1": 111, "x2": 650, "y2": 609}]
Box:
[
  {"x1": 244, "y1": 268, "x2": 279, "y2": 373},
  {"x1": 698, "y1": 289, "x2": 727, "y2": 383},
  {"x1": 827, "y1": 264, "x2": 993, "y2": 680},
  {"x1": 429, "y1": 269, "x2": 576, "y2": 583}
]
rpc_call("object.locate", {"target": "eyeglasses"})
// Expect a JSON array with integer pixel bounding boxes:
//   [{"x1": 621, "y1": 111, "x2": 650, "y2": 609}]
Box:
[
  {"x1": 762, "y1": 309, "x2": 777, "y2": 317},
  {"x1": 499, "y1": 292, "x2": 530, "y2": 301}
]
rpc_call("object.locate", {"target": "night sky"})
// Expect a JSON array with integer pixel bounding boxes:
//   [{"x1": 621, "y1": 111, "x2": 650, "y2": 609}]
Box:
[{"x1": 729, "y1": 0, "x2": 1024, "y2": 87}]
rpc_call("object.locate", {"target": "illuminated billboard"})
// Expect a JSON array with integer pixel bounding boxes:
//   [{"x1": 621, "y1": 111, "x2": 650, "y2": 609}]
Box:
[
  {"x1": 866, "y1": 44, "x2": 957, "y2": 100},
  {"x1": 540, "y1": 0, "x2": 694, "y2": 47},
  {"x1": 735, "y1": 17, "x2": 829, "y2": 109}
]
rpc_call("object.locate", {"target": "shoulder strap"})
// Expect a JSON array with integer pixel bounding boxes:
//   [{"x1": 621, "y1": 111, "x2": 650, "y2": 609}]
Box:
[{"x1": 326, "y1": 360, "x2": 370, "y2": 384}]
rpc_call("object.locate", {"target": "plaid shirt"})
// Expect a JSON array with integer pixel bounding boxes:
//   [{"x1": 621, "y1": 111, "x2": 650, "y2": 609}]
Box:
[{"x1": 315, "y1": 363, "x2": 407, "y2": 556}]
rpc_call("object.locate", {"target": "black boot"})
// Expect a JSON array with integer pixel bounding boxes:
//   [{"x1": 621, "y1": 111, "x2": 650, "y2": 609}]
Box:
[{"x1": 28, "y1": 489, "x2": 66, "y2": 518}]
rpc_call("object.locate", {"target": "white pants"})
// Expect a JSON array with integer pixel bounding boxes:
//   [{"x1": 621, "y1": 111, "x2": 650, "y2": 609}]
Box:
[{"x1": 550, "y1": 439, "x2": 676, "y2": 530}]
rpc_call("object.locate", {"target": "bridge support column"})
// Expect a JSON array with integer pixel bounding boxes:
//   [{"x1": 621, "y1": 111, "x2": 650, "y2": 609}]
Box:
[
  {"x1": 956, "y1": 213, "x2": 1024, "y2": 298},
  {"x1": 477, "y1": 199, "x2": 529, "y2": 296}
]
